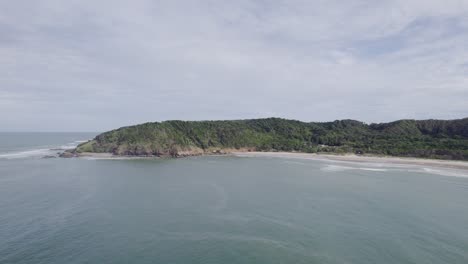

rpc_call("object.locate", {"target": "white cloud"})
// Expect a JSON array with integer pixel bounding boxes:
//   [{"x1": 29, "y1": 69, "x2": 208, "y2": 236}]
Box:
[{"x1": 0, "y1": 0, "x2": 467, "y2": 131}]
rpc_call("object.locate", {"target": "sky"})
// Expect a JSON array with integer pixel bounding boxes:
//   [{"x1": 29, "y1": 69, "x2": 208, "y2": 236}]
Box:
[{"x1": 1, "y1": 0, "x2": 467, "y2": 132}]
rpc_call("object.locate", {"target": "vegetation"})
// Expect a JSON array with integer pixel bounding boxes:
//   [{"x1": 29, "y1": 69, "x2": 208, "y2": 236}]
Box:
[{"x1": 75, "y1": 117, "x2": 468, "y2": 160}]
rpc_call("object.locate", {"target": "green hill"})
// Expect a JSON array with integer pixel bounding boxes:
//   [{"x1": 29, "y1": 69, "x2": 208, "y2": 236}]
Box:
[{"x1": 73, "y1": 117, "x2": 468, "y2": 160}]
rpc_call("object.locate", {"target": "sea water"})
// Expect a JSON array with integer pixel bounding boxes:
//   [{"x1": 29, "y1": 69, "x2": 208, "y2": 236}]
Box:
[{"x1": 1, "y1": 133, "x2": 468, "y2": 264}]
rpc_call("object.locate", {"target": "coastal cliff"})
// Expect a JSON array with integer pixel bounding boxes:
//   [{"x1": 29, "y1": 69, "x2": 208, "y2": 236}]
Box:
[{"x1": 68, "y1": 117, "x2": 468, "y2": 160}]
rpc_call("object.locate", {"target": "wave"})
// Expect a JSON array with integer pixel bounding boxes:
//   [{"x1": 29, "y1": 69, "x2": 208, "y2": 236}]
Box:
[
  {"x1": 321, "y1": 164, "x2": 468, "y2": 178},
  {"x1": 359, "y1": 167, "x2": 388, "y2": 172},
  {"x1": 0, "y1": 140, "x2": 88, "y2": 159},
  {"x1": 320, "y1": 165, "x2": 348, "y2": 171},
  {"x1": 419, "y1": 168, "x2": 468, "y2": 178},
  {"x1": 321, "y1": 165, "x2": 388, "y2": 172},
  {"x1": 0, "y1": 148, "x2": 54, "y2": 159}
]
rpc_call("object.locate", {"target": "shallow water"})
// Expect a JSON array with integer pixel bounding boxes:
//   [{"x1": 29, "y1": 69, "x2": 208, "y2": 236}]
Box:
[{"x1": 1, "y1": 133, "x2": 468, "y2": 263}]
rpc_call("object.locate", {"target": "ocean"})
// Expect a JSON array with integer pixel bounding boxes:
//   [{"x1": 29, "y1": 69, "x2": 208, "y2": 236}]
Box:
[{"x1": 1, "y1": 132, "x2": 468, "y2": 263}]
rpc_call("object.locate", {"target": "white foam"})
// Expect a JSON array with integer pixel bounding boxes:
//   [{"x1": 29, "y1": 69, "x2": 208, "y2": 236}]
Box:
[
  {"x1": 321, "y1": 165, "x2": 388, "y2": 172},
  {"x1": 0, "y1": 140, "x2": 88, "y2": 159},
  {"x1": 358, "y1": 167, "x2": 388, "y2": 172},
  {"x1": 321, "y1": 165, "x2": 352, "y2": 171},
  {"x1": 0, "y1": 148, "x2": 53, "y2": 159},
  {"x1": 419, "y1": 168, "x2": 468, "y2": 178},
  {"x1": 319, "y1": 164, "x2": 468, "y2": 178},
  {"x1": 58, "y1": 143, "x2": 79, "y2": 150}
]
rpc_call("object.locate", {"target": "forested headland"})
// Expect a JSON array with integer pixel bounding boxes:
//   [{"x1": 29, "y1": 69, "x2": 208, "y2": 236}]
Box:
[{"x1": 72, "y1": 117, "x2": 468, "y2": 160}]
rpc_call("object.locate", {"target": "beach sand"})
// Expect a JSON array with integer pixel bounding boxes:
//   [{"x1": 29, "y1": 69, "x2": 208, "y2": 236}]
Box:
[
  {"x1": 231, "y1": 152, "x2": 468, "y2": 171},
  {"x1": 72, "y1": 150, "x2": 468, "y2": 171}
]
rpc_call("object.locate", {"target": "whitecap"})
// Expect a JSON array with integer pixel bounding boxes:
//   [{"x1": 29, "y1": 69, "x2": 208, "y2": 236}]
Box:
[
  {"x1": 420, "y1": 168, "x2": 468, "y2": 178},
  {"x1": 0, "y1": 140, "x2": 88, "y2": 159},
  {"x1": 0, "y1": 148, "x2": 53, "y2": 159},
  {"x1": 57, "y1": 145, "x2": 77, "y2": 150},
  {"x1": 321, "y1": 165, "x2": 388, "y2": 172},
  {"x1": 58, "y1": 140, "x2": 89, "y2": 150},
  {"x1": 358, "y1": 167, "x2": 388, "y2": 172},
  {"x1": 321, "y1": 165, "x2": 353, "y2": 171}
]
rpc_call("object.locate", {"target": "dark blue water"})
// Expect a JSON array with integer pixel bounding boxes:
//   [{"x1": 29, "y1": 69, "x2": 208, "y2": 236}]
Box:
[{"x1": 1, "y1": 133, "x2": 468, "y2": 263}]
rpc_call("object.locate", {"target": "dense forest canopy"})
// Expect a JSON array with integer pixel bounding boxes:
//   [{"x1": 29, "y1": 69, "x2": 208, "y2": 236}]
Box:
[{"x1": 75, "y1": 117, "x2": 468, "y2": 160}]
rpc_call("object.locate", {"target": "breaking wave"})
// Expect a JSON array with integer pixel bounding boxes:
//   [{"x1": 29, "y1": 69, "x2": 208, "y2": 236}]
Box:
[
  {"x1": 321, "y1": 165, "x2": 388, "y2": 172},
  {"x1": 321, "y1": 164, "x2": 468, "y2": 178},
  {"x1": 0, "y1": 140, "x2": 89, "y2": 160},
  {"x1": 419, "y1": 168, "x2": 468, "y2": 178},
  {"x1": 0, "y1": 149, "x2": 53, "y2": 159}
]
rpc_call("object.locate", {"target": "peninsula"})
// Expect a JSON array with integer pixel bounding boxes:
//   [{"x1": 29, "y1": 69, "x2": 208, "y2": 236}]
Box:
[{"x1": 64, "y1": 117, "x2": 468, "y2": 161}]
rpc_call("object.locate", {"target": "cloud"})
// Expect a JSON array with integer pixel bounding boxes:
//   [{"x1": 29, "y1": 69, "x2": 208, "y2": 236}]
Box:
[{"x1": 0, "y1": 0, "x2": 467, "y2": 131}]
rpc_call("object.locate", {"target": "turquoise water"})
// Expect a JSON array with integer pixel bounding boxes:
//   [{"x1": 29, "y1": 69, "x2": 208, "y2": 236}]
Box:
[{"x1": 1, "y1": 133, "x2": 468, "y2": 263}]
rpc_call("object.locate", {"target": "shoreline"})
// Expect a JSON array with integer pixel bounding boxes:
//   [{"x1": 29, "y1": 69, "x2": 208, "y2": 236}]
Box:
[
  {"x1": 68, "y1": 151, "x2": 468, "y2": 170},
  {"x1": 232, "y1": 152, "x2": 468, "y2": 171}
]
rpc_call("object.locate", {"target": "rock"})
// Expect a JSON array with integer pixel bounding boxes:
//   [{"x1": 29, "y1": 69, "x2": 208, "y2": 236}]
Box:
[
  {"x1": 42, "y1": 155, "x2": 57, "y2": 159},
  {"x1": 59, "y1": 151, "x2": 77, "y2": 158}
]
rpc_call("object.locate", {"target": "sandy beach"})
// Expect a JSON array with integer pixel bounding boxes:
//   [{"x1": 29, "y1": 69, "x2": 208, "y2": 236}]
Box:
[
  {"x1": 72, "y1": 150, "x2": 468, "y2": 171},
  {"x1": 231, "y1": 151, "x2": 468, "y2": 171}
]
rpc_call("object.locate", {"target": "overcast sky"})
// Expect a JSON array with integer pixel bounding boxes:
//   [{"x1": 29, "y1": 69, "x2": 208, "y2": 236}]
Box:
[{"x1": 1, "y1": 0, "x2": 467, "y2": 131}]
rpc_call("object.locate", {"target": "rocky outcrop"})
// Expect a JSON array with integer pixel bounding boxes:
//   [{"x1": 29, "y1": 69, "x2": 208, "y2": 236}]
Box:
[{"x1": 59, "y1": 151, "x2": 78, "y2": 158}]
